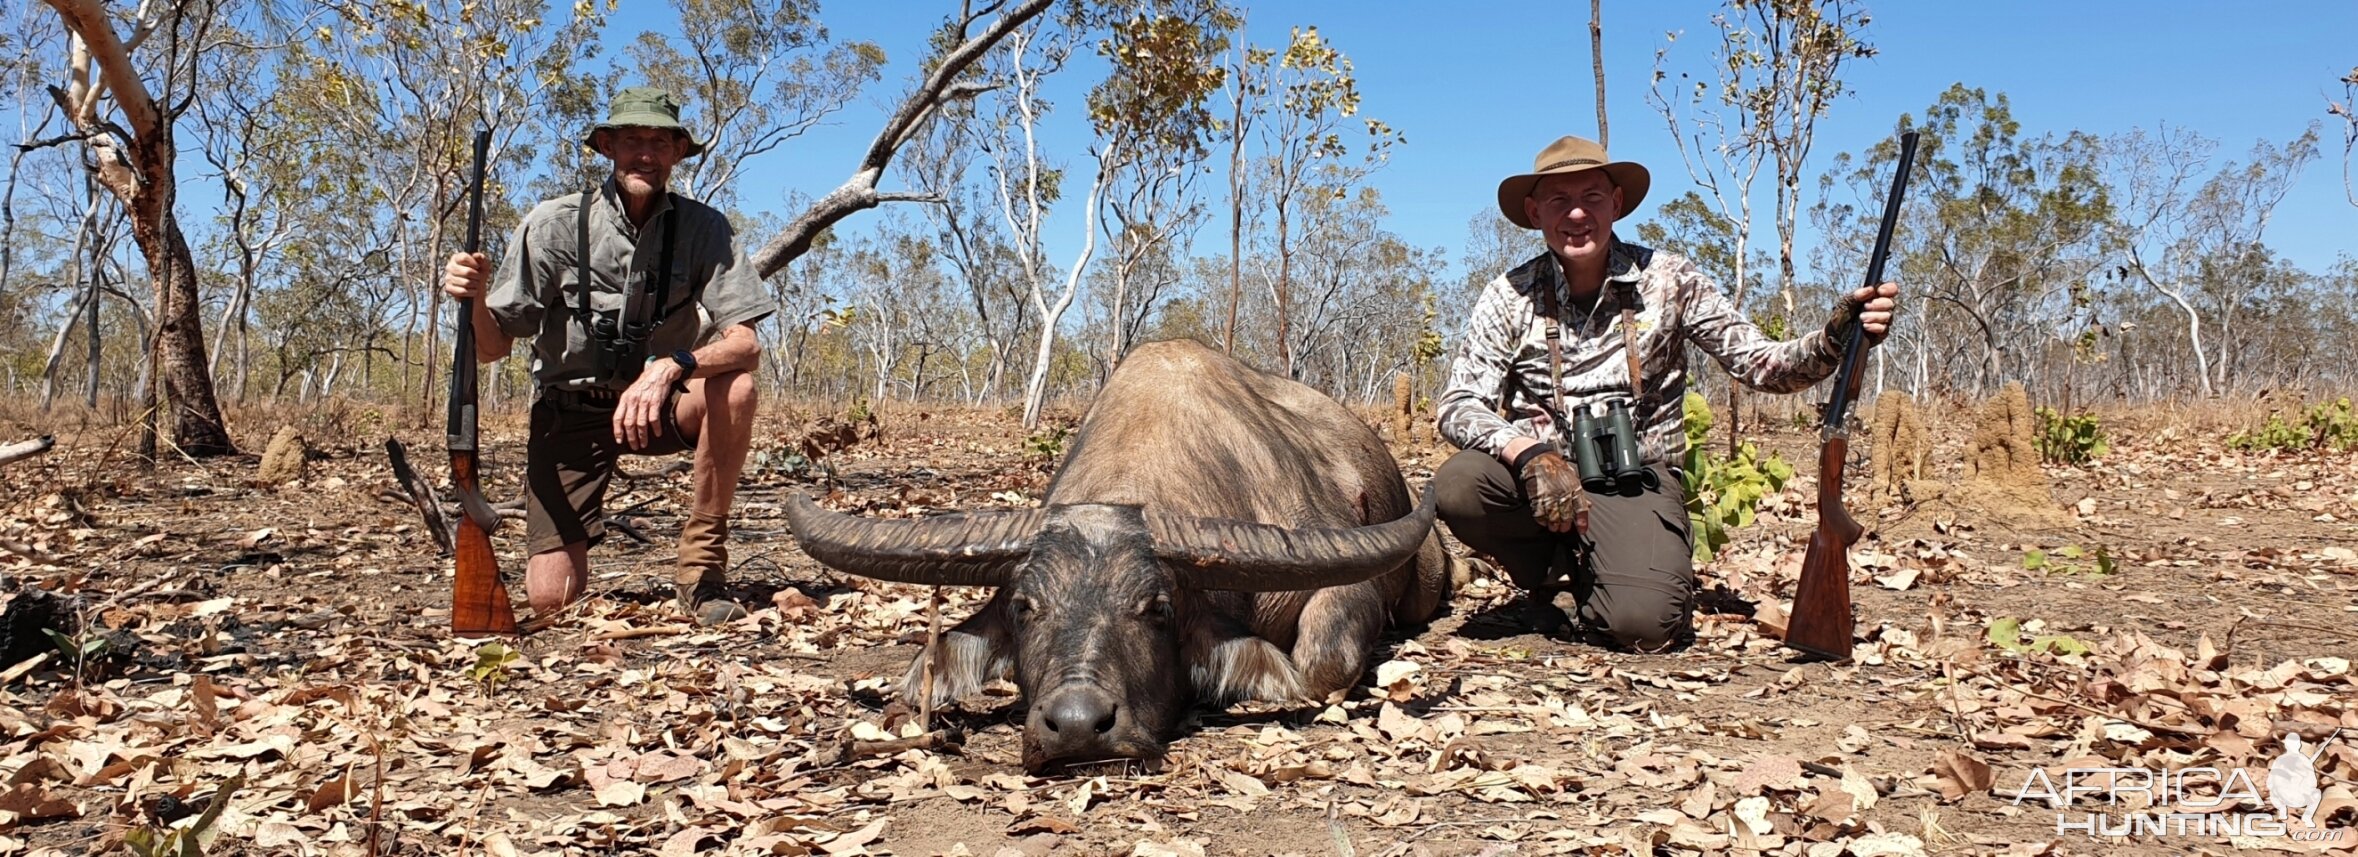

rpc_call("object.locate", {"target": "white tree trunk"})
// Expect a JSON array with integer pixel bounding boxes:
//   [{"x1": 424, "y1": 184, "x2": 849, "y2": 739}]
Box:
[
  {"x1": 2159, "y1": 287, "x2": 2213, "y2": 398},
  {"x1": 1021, "y1": 166, "x2": 1104, "y2": 429}
]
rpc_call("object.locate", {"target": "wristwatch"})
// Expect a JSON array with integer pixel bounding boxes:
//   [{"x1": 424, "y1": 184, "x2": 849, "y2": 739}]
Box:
[{"x1": 662, "y1": 348, "x2": 696, "y2": 393}]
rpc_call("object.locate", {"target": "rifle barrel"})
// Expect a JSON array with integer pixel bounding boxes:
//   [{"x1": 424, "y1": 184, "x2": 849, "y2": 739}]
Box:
[
  {"x1": 1822, "y1": 131, "x2": 1920, "y2": 436},
  {"x1": 448, "y1": 129, "x2": 492, "y2": 452}
]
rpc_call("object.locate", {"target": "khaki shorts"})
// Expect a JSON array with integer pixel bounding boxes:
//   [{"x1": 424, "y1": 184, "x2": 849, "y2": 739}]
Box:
[{"x1": 523, "y1": 389, "x2": 694, "y2": 554}]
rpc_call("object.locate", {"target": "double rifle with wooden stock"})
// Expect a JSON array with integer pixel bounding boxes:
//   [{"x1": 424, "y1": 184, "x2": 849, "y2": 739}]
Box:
[
  {"x1": 1785, "y1": 130, "x2": 1919, "y2": 662},
  {"x1": 449, "y1": 129, "x2": 520, "y2": 638}
]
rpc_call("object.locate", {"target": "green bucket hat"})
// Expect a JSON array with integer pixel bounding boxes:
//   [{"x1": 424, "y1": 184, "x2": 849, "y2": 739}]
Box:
[{"x1": 583, "y1": 87, "x2": 704, "y2": 157}]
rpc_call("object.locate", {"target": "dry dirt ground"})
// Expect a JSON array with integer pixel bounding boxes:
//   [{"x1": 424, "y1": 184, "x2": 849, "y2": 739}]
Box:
[{"x1": 0, "y1": 400, "x2": 2351, "y2": 856}]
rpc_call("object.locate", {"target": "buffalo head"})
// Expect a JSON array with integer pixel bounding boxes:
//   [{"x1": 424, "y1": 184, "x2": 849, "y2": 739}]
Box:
[{"x1": 785, "y1": 490, "x2": 1435, "y2": 769}]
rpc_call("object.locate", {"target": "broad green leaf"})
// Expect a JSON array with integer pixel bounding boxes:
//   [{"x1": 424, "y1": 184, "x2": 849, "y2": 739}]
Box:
[{"x1": 1987, "y1": 617, "x2": 2026, "y2": 652}]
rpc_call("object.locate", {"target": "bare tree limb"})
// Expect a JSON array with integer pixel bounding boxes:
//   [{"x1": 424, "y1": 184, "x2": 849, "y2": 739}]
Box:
[
  {"x1": 13, "y1": 129, "x2": 104, "y2": 153},
  {"x1": 0, "y1": 436, "x2": 56, "y2": 467},
  {"x1": 384, "y1": 437, "x2": 456, "y2": 557},
  {"x1": 751, "y1": 0, "x2": 1053, "y2": 279}
]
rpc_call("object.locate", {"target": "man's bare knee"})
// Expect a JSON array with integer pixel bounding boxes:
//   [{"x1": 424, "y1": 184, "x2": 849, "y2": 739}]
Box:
[
  {"x1": 526, "y1": 544, "x2": 590, "y2": 613},
  {"x1": 718, "y1": 370, "x2": 756, "y2": 414}
]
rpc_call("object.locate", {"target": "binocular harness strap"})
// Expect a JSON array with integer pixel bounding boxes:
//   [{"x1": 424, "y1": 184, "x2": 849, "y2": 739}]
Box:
[
  {"x1": 1616, "y1": 279, "x2": 1645, "y2": 410},
  {"x1": 1536, "y1": 279, "x2": 1571, "y2": 438},
  {"x1": 1532, "y1": 275, "x2": 1648, "y2": 429},
  {"x1": 573, "y1": 189, "x2": 682, "y2": 381}
]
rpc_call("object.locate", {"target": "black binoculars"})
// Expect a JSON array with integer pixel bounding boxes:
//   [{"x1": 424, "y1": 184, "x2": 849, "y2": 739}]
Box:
[
  {"x1": 591, "y1": 309, "x2": 653, "y2": 381},
  {"x1": 1569, "y1": 397, "x2": 1653, "y2": 493}
]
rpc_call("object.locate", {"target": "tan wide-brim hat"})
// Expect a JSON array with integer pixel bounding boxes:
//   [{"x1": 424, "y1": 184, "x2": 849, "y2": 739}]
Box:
[{"x1": 1496, "y1": 135, "x2": 1650, "y2": 229}]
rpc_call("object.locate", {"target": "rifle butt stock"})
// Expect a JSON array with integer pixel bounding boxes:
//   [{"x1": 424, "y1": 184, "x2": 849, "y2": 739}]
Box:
[
  {"x1": 1787, "y1": 527, "x2": 1857, "y2": 661},
  {"x1": 1788, "y1": 425, "x2": 1862, "y2": 660},
  {"x1": 450, "y1": 454, "x2": 518, "y2": 637}
]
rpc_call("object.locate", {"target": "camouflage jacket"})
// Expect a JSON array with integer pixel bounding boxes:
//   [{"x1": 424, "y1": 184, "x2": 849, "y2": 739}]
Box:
[{"x1": 1435, "y1": 238, "x2": 1843, "y2": 466}]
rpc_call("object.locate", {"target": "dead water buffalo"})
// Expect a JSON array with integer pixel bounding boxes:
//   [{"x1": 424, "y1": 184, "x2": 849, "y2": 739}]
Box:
[{"x1": 787, "y1": 340, "x2": 1454, "y2": 770}]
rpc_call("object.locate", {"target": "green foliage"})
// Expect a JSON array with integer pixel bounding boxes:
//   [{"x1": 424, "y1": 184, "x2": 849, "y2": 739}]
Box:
[
  {"x1": 1815, "y1": 85, "x2": 2112, "y2": 378},
  {"x1": 2032, "y1": 406, "x2": 2108, "y2": 465},
  {"x1": 1986, "y1": 617, "x2": 2090, "y2": 657},
  {"x1": 1023, "y1": 423, "x2": 1074, "y2": 465},
  {"x1": 124, "y1": 773, "x2": 244, "y2": 857},
  {"x1": 747, "y1": 446, "x2": 813, "y2": 479},
  {"x1": 465, "y1": 642, "x2": 522, "y2": 688},
  {"x1": 44, "y1": 625, "x2": 114, "y2": 685},
  {"x1": 2022, "y1": 544, "x2": 2116, "y2": 577},
  {"x1": 43, "y1": 627, "x2": 111, "y2": 662},
  {"x1": 2228, "y1": 398, "x2": 2358, "y2": 453},
  {"x1": 1681, "y1": 392, "x2": 1795, "y2": 563},
  {"x1": 1088, "y1": 9, "x2": 1232, "y2": 159}
]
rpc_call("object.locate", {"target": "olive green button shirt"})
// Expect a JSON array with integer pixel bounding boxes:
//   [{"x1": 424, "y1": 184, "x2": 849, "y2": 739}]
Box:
[{"x1": 486, "y1": 178, "x2": 776, "y2": 391}]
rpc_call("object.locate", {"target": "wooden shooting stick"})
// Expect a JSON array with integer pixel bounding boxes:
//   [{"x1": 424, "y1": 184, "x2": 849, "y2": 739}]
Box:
[
  {"x1": 450, "y1": 129, "x2": 519, "y2": 638},
  {"x1": 1786, "y1": 130, "x2": 1919, "y2": 661}
]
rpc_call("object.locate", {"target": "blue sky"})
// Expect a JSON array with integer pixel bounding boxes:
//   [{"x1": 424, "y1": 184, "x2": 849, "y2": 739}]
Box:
[{"x1": 626, "y1": 0, "x2": 2357, "y2": 281}]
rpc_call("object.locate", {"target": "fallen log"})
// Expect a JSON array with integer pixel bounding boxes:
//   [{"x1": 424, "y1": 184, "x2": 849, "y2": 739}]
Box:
[{"x1": 0, "y1": 436, "x2": 55, "y2": 467}]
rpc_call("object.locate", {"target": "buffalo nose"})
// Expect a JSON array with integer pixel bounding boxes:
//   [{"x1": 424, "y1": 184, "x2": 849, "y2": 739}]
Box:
[{"x1": 1040, "y1": 686, "x2": 1119, "y2": 738}]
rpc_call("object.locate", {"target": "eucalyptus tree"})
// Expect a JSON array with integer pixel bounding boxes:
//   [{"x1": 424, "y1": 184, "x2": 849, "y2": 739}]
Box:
[
  {"x1": 38, "y1": 0, "x2": 238, "y2": 454},
  {"x1": 1815, "y1": 86, "x2": 2111, "y2": 395},
  {"x1": 1282, "y1": 186, "x2": 1444, "y2": 403},
  {"x1": 2103, "y1": 123, "x2": 2316, "y2": 396},
  {"x1": 1647, "y1": 0, "x2": 1870, "y2": 446},
  {"x1": 751, "y1": 0, "x2": 1058, "y2": 278},
  {"x1": 1252, "y1": 25, "x2": 1398, "y2": 378},
  {"x1": 1086, "y1": 2, "x2": 1231, "y2": 369},
  {"x1": 290, "y1": 0, "x2": 604, "y2": 414},
  {"x1": 623, "y1": 0, "x2": 885, "y2": 211},
  {"x1": 971, "y1": 5, "x2": 1104, "y2": 429},
  {"x1": 900, "y1": 91, "x2": 1030, "y2": 403}
]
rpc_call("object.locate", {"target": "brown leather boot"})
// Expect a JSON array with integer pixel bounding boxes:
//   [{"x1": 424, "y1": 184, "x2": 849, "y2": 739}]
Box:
[{"x1": 676, "y1": 512, "x2": 748, "y2": 625}]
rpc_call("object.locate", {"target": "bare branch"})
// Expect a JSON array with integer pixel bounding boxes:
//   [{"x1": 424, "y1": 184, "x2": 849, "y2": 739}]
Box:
[
  {"x1": 752, "y1": 0, "x2": 1054, "y2": 278},
  {"x1": 13, "y1": 129, "x2": 103, "y2": 153}
]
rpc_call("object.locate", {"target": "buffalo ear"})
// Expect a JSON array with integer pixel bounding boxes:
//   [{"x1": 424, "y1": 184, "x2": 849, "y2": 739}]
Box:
[{"x1": 786, "y1": 494, "x2": 1039, "y2": 587}]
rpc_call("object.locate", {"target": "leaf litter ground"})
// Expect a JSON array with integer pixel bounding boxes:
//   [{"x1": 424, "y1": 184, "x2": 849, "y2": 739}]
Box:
[{"x1": 0, "y1": 405, "x2": 2350, "y2": 856}]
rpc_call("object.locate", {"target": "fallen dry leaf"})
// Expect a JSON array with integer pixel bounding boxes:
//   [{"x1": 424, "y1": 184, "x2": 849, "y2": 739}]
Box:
[
  {"x1": 1930, "y1": 747, "x2": 1994, "y2": 801},
  {"x1": 593, "y1": 779, "x2": 645, "y2": 807}
]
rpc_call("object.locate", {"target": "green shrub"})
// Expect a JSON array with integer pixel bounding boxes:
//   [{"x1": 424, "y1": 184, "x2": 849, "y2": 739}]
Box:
[
  {"x1": 1681, "y1": 392, "x2": 1795, "y2": 563},
  {"x1": 2228, "y1": 397, "x2": 2358, "y2": 453},
  {"x1": 2033, "y1": 406, "x2": 2108, "y2": 465}
]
